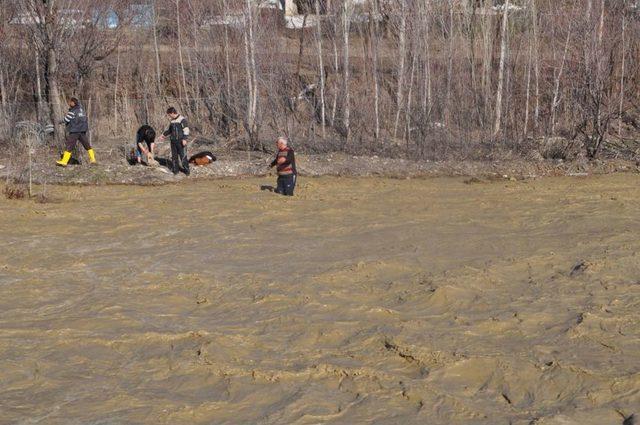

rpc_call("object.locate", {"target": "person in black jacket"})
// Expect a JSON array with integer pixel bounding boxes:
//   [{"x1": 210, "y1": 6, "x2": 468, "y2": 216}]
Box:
[
  {"x1": 157, "y1": 107, "x2": 190, "y2": 175},
  {"x1": 56, "y1": 97, "x2": 96, "y2": 166},
  {"x1": 134, "y1": 125, "x2": 156, "y2": 165},
  {"x1": 269, "y1": 137, "x2": 297, "y2": 196}
]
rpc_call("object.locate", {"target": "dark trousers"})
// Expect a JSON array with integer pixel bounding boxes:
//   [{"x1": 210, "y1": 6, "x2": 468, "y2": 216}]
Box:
[
  {"x1": 170, "y1": 140, "x2": 190, "y2": 175},
  {"x1": 276, "y1": 174, "x2": 296, "y2": 196},
  {"x1": 66, "y1": 132, "x2": 91, "y2": 151}
]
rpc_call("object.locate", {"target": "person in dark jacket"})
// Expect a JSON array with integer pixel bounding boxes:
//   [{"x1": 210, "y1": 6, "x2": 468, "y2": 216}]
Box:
[
  {"x1": 157, "y1": 107, "x2": 190, "y2": 175},
  {"x1": 269, "y1": 137, "x2": 297, "y2": 196},
  {"x1": 134, "y1": 125, "x2": 156, "y2": 165},
  {"x1": 56, "y1": 97, "x2": 96, "y2": 166}
]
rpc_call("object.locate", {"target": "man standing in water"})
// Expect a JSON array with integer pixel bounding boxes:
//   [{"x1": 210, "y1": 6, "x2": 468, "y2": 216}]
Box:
[
  {"x1": 270, "y1": 137, "x2": 297, "y2": 196},
  {"x1": 157, "y1": 107, "x2": 190, "y2": 176},
  {"x1": 56, "y1": 97, "x2": 96, "y2": 167}
]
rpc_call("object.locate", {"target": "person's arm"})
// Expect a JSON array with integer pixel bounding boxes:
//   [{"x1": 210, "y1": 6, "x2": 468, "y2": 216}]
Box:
[
  {"x1": 137, "y1": 142, "x2": 148, "y2": 153},
  {"x1": 181, "y1": 118, "x2": 190, "y2": 145},
  {"x1": 269, "y1": 156, "x2": 278, "y2": 167},
  {"x1": 156, "y1": 127, "x2": 169, "y2": 142},
  {"x1": 59, "y1": 110, "x2": 74, "y2": 125}
]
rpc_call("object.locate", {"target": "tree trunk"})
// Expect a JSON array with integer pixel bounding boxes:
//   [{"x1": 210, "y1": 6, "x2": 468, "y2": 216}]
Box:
[
  {"x1": 595, "y1": 0, "x2": 605, "y2": 137},
  {"x1": 342, "y1": 1, "x2": 352, "y2": 143},
  {"x1": 371, "y1": 0, "x2": 381, "y2": 141},
  {"x1": 48, "y1": 45, "x2": 64, "y2": 147},
  {"x1": 315, "y1": 0, "x2": 326, "y2": 139},
  {"x1": 249, "y1": 4, "x2": 258, "y2": 144},
  {"x1": 421, "y1": 0, "x2": 432, "y2": 121},
  {"x1": 296, "y1": 14, "x2": 308, "y2": 79},
  {"x1": 222, "y1": 0, "x2": 233, "y2": 108},
  {"x1": 404, "y1": 54, "x2": 417, "y2": 145},
  {"x1": 0, "y1": 68, "x2": 6, "y2": 119},
  {"x1": 35, "y1": 50, "x2": 46, "y2": 122},
  {"x1": 192, "y1": 13, "x2": 200, "y2": 116},
  {"x1": 243, "y1": 0, "x2": 258, "y2": 146},
  {"x1": 393, "y1": 0, "x2": 407, "y2": 139},
  {"x1": 531, "y1": 0, "x2": 540, "y2": 131},
  {"x1": 466, "y1": 6, "x2": 482, "y2": 127},
  {"x1": 243, "y1": 2, "x2": 254, "y2": 139},
  {"x1": 481, "y1": 0, "x2": 493, "y2": 120},
  {"x1": 551, "y1": 24, "x2": 571, "y2": 136},
  {"x1": 331, "y1": 17, "x2": 339, "y2": 126},
  {"x1": 493, "y1": 0, "x2": 509, "y2": 138},
  {"x1": 152, "y1": 0, "x2": 162, "y2": 93},
  {"x1": 618, "y1": 15, "x2": 626, "y2": 138},
  {"x1": 445, "y1": 0, "x2": 454, "y2": 125},
  {"x1": 524, "y1": 37, "x2": 532, "y2": 138},
  {"x1": 114, "y1": 46, "x2": 121, "y2": 135},
  {"x1": 176, "y1": 0, "x2": 189, "y2": 103}
]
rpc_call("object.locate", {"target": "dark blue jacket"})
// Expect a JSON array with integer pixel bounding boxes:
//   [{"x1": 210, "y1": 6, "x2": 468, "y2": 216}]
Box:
[
  {"x1": 163, "y1": 116, "x2": 190, "y2": 143},
  {"x1": 63, "y1": 103, "x2": 89, "y2": 133}
]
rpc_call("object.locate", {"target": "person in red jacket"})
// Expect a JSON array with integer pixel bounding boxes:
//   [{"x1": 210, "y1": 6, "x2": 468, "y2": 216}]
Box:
[{"x1": 269, "y1": 137, "x2": 297, "y2": 196}]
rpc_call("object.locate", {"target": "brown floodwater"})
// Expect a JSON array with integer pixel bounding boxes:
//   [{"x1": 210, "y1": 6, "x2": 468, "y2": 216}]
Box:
[{"x1": 1, "y1": 175, "x2": 639, "y2": 425}]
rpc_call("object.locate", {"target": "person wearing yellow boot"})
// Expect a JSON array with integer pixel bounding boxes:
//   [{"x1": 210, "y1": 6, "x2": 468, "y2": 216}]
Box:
[{"x1": 56, "y1": 97, "x2": 96, "y2": 167}]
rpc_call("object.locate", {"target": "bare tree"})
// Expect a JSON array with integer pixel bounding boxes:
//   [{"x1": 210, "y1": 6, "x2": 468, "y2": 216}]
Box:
[
  {"x1": 151, "y1": 0, "x2": 162, "y2": 93},
  {"x1": 1, "y1": 0, "x2": 639, "y2": 162},
  {"x1": 243, "y1": 0, "x2": 259, "y2": 146},
  {"x1": 618, "y1": 14, "x2": 626, "y2": 138},
  {"x1": 342, "y1": 0, "x2": 353, "y2": 143},
  {"x1": 315, "y1": 0, "x2": 326, "y2": 139},
  {"x1": 19, "y1": 0, "x2": 74, "y2": 144},
  {"x1": 393, "y1": 0, "x2": 407, "y2": 140},
  {"x1": 493, "y1": 0, "x2": 510, "y2": 138}
]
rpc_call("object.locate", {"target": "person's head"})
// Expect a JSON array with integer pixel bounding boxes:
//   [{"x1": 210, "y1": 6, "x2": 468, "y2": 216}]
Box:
[
  {"x1": 166, "y1": 107, "x2": 178, "y2": 119},
  {"x1": 276, "y1": 137, "x2": 288, "y2": 150},
  {"x1": 144, "y1": 126, "x2": 156, "y2": 143},
  {"x1": 67, "y1": 97, "x2": 79, "y2": 108}
]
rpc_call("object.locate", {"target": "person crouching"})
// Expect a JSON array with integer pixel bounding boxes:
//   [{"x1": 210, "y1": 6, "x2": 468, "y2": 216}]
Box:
[
  {"x1": 269, "y1": 137, "x2": 297, "y2": 196},
  {"x1": 56, "y1": 97, "x2": 96, "y2": 166},
  {"x1": 134, "y1": 125, "x2": 156, "y2": 165},
  {"x1": 157, "y1": 107, "x2": 190, "y2": 176}
]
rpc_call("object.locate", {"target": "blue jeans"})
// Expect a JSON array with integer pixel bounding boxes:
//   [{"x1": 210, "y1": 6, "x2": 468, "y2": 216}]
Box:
[
  {"x1": 276, "y1": 174, "x2": 296, "y2": 196},
  {"x1": 134, "y1": 147, "x2": 144, "y2": 161}
]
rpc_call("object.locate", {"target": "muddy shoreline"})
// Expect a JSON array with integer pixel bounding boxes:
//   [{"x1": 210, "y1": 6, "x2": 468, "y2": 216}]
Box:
[{"x1": 1, "y1": 151, "x2": 639, "y2": 186}]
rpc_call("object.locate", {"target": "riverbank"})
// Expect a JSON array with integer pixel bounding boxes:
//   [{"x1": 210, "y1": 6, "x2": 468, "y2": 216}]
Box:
[{"x1": 1, "y1": 149, "x2": 638, "y2": 186}]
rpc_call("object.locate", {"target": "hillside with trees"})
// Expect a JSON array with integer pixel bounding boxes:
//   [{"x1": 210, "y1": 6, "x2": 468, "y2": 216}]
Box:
[{"x1": 0, "y1": 0, "x2": 639, "y2": 161}]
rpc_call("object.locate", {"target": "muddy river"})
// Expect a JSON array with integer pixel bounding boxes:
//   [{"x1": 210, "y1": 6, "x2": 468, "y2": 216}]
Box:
[{"x1": 1, "y1": 175, "x2": 639, "y2": 424}]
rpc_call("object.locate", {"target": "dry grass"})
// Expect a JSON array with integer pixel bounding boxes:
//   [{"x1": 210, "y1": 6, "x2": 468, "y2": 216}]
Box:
[{"x1": 3, "y1": 184, "x2": 27, "y2": 200}]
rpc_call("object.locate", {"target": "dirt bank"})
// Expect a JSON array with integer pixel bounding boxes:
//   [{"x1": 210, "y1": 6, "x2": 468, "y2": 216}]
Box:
[
  {"x1": 1, "y1": 175, "x2": 639, "y2": 424},
  {"x1": 1, "y1": 148, "x2": 638, "y2": 186}
]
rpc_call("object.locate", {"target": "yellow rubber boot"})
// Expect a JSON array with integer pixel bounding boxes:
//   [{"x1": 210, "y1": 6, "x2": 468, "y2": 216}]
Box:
[
  {"x1": 56, "y1": 151, "x2": 72, "y2": 167},
  {"x1": 87, "y1": 148, "x2": 97, "y2": 164}
]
